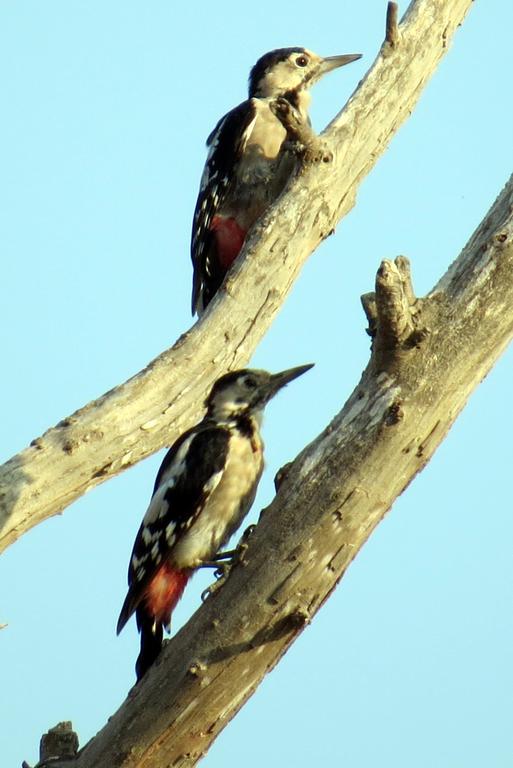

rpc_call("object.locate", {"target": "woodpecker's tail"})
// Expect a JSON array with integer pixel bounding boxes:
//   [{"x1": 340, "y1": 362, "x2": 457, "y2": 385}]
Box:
[
  {"x1": 135, "y1": 608, "x2": 164, "y2": 681},
  {"x1": 132, "y1": 564, "x2": 191, "y2": 680}
]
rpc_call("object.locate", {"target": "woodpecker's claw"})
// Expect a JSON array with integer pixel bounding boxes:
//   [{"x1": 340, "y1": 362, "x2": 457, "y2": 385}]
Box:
[
  {"x1": 270, "y1": 98, "x2": 332, "y2": 163},
  {"x1": 200, "y1": 524, "x2": 257, "y2": 601},
  {"x1": 270, "y1": 97, "x2": 304, "y2": 133},
  {"x1": 201, "y1": 560, "x2": 233, "y2": 602}
]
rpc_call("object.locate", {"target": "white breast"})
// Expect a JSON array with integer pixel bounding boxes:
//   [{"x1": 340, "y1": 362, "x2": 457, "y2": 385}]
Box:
[
  {"x1": 245, "y1": 98, "x2": 287, "y2": 160},
  {"x1": 220, "y1": 98, "x2": 295, "y2": 229},
  {"x1": 171, "y1": 431, "x2": 264, "y2": 568}
]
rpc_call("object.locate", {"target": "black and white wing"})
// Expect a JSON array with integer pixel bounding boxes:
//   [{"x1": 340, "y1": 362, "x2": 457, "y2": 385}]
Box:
[
  {"x1": 190, "y1": 99, "x2": 258, "y2": 314},
  {"x1": 116, "y1": 425, "x2": 230, "y2": 634}
]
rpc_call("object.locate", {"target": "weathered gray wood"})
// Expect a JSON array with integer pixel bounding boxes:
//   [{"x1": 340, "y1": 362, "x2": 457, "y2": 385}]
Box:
[
  {"x1": 0, "y1": 0, "x2": 474, "y2": 554},
  {"x1": 50, "y1": 172, "x2": 513, "y2": 768}
]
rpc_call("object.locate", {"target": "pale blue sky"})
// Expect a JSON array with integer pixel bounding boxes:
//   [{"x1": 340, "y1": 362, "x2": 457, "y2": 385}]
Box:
[{"x1": 1, "y1": 2, "x2": 512, "y2": 766}]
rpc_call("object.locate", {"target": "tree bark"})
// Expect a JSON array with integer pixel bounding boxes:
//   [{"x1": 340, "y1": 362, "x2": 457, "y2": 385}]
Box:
[
  {"x1": 0, "y1": 0, "x2": 473, "y2": 555},
  {"x1": 45, "y1": 175, "x2": 513, "y2": 768}
]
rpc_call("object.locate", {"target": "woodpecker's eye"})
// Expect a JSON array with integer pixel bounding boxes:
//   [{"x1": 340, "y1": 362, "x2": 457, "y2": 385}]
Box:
[
  {"x1": 295, "y1": 55, "x2": 309, "y2": 68},
  {"x1": 243, "y1": 375, "x2": 258, "y2": 390}
]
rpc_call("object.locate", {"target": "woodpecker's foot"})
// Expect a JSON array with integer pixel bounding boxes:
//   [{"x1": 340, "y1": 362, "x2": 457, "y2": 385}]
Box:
[
  {"x1": 270, "y1": 97, "x2": 307, "y2": 138},
  {"x1": 302, "y1": 138, "x2": 333, "y2": 165},
  {"x1": 200, "y1": 525, "x2": 256, "y2": 601},
  {"x1": 207, "y1": 524, "x2": 255, "y2": 566},
  {"x1": 200, "y1": 559, "x2": 233, "y2": 601},
  {"x1": 270, "y1": 97, "x2": 333, "y2": 164}
]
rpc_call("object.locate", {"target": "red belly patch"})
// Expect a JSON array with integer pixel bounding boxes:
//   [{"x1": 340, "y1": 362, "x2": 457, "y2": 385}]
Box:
[
  {"x1": 144, "y1": 562, "x2": 190, "y2": 627},
  {"x1": 211, "y1": 215, "x2": 247, "y2": 269}
]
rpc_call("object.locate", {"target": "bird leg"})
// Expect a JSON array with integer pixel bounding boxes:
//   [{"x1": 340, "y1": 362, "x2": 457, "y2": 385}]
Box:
[
  {"x1": 200, "y1": 525, "x2": 256, "y2": 601},
  {"x1": 270, "y1": 97, "x2": 333, "y2": 164}
]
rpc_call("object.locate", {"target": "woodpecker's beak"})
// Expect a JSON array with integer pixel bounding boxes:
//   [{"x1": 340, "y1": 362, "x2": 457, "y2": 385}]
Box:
[
  {"x1": 265, "y1": 363, "x2": 314, "y2": 402},
  {"x1": 318, "y1": 53, "x2": 362, "y2": 76}
]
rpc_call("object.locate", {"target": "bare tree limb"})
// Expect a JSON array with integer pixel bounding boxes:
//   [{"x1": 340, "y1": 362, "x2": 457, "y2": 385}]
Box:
[
  {"x1": 46, "y1": 173, "x2": 513, "y2": 768},
  {"x1": 0, "y1": 0, "x2": 473, "y2": 554},
  {"x1": 23, "y1": 723, "x2": 79, "y2": 768}
]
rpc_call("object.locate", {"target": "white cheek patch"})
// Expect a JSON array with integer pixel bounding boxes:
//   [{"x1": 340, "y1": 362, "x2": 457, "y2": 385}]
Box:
[
  {"x1": 260, "y1": 60, "x2": 301, "y2": 95},
  {"x1": 214, "y1": 397, "x2": 242, "y2": 415}
]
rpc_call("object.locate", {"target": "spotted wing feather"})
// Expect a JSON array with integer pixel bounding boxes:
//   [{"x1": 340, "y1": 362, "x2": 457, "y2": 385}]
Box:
[
  {"x1": 191, "y1": 100, "x2": 258, "y2": 314},
  {"x1": 116, "y1": 425, "x2": 230, "y2": 634}
]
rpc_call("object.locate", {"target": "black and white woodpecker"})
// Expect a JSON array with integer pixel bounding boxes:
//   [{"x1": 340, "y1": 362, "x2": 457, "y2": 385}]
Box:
[
  {"x1": 190, "y1": 46, "x2": 362, "y2": 315},
  {"x1": 117, "y1": 364, "x2": 313, "y2": 680}
]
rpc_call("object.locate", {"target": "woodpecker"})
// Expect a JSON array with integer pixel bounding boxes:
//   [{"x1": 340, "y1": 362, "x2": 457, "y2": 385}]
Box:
[
  {"x1": 190, "y1": 46, "x2": 362, "y2": 315},
  {"x1": 117, "y1": 363, "x2": 313, "y2": 680}
]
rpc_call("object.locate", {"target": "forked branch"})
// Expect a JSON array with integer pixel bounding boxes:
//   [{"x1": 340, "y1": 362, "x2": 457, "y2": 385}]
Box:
[
  {"x1": 0, "y1": 0, "x2": 474, "y2": 555},
  {"x1": 39, "y1": 174, "x2": 513, "y2": 768}
]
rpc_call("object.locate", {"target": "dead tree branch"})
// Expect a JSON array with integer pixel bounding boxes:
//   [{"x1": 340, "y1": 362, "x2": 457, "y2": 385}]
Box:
[
  {"x1": 45, "y1": 172, "x2": 513, "y2": 768},
  {"x1": 0, "y1": 0, "x2": 473, "y2": 554}
]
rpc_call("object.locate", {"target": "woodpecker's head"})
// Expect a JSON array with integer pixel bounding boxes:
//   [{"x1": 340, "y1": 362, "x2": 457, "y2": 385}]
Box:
[
  {"x1": 248, "y1": 47, "x2": 362, "y2": 107},
  {"x1": 206, "y1": 364, "x2": 314, "y2": 421}
]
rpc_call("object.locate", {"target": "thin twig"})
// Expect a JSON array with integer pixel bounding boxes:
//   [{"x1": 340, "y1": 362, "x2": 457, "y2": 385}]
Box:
[{"x1": 386, "y1": 2, "x2": 399, "y2": 46}]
